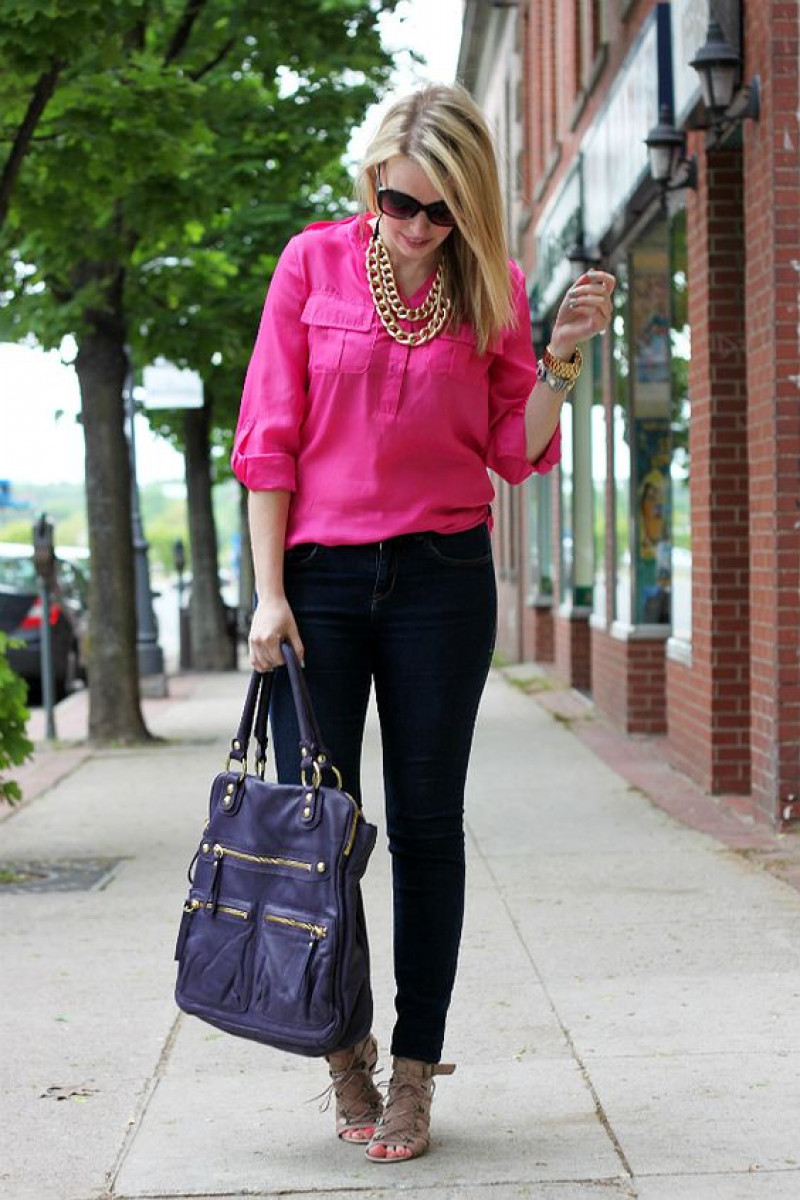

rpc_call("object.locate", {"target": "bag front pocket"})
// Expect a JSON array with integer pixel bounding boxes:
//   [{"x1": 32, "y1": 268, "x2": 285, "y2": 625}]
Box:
[
  {"x1": 177, "y1": 896, "x2": 254, "y2": 1013},
  {"x1": 253, "y1": 909, "x2": 335, "y2": 1030}
]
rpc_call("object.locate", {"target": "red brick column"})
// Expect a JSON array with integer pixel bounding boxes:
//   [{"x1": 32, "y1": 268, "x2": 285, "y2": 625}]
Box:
[
  {"x1": 522, "y1": 602, "x2": 555, "y2": 662},
  {"x1": 666, "y1": 143, "x2": 751, "y2": 794},
  {"x1": 554, "y1": 606, "x2": 591, "y2": 691},
  {"x1": 743, "y1": 0, "x2": 800, "y2": 822}
]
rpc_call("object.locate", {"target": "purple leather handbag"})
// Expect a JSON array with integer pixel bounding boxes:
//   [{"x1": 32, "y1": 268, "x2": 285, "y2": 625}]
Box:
[{"x1": 174, "y1": 642, "x2": 377, "y2": 1056}]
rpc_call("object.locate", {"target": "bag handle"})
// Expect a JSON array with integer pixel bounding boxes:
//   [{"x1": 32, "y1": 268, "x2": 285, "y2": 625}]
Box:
[
  {"x1": 227, "y1": 669, "x2": 274, "y2": 776},
  {"x1": 253, "y1": 670, "x2": 274, "y2": 778},
  {"x1": 226, "y1": 642, "x2": 341, "y2": 789},
  {"x1": 279, "y1": 640, "x2": 342, "y2": 789}
]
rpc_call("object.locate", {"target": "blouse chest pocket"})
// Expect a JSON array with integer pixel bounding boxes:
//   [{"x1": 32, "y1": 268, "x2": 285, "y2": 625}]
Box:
[
  {"x1": 423, "y1": 323, "x2": 480, "y2": 382},
  {"x1": 300, "y1": 293, "x2": 376, "y2": 375}
]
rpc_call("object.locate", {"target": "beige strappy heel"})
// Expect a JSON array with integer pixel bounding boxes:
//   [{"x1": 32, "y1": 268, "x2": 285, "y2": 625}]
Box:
[
  {"x1": 366, "y1": 1056, "x2": 455, "y2": 1162},
  {"x1": 323, "y1": 1033, "x2": 384, "y2": 1143}
]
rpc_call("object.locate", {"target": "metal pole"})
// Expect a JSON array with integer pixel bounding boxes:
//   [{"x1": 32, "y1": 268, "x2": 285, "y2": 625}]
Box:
[
  {"x1": 39, "y1": 578, "x2": 56, "y2": 741},
  {"x1": 124, "y1": 363, "x2": 167, "y2": 691},
  {"x1": 32, "y1": 513, "x2": 56, "y2": 740}
]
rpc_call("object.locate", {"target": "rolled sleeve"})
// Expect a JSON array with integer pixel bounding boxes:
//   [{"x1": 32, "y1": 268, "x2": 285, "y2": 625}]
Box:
[
  {"x1": 486, "y1": 265, "x2": 561, "y2": 483},
  {"x1": 231, "y1": 237, "x2": 309, "y2": 491}
]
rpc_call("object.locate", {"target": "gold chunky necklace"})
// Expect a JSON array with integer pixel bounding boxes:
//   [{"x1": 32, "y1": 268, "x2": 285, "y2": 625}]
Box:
[{"x1": 366, "y1": 230, "x2": 451, "y2": 347}]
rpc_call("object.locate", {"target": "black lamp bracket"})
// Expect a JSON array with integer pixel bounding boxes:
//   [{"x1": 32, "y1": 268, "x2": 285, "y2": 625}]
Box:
[{"x1": 706, "y1": 75, "x2": 761, "y2": 148}]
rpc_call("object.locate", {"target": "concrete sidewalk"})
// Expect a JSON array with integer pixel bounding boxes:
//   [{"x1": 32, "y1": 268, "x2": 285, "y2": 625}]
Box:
[{"x1": 2, "y1": 668, "x2": 799, "y2": 1200}]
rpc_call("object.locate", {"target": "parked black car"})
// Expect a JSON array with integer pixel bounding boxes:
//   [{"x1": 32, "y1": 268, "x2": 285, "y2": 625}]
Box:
[{"x1": 0, "y1": 543, "x2": 89, "y2": 702}]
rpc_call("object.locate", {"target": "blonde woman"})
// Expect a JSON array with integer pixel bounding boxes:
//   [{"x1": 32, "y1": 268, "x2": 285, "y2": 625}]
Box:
[{"x1": 232, "y1": 82, "x2": 613, "y2": 1162}]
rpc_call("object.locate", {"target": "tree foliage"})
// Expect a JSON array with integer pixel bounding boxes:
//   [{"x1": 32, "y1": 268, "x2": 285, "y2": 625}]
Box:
[
  {"x1": 0, "y1": 633, "x2": 33, "y2": 805},
  {"x1": 0, "y1": 0, "x2": 397, "y2": 739},
  {"x1": 1, "y1": 0, "x2": 395, "y2": 337}
]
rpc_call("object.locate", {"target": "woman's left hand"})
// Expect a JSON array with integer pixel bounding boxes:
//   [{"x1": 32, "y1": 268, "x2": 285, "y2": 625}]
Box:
[{"x1": 549, "y1": 269, "x2": 616, "y2": 359}]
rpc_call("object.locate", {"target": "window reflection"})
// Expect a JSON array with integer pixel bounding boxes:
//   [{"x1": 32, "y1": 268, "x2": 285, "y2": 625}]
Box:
[
  {"x1": 612, "y1": 260, "x2": 631, "y2": 624},
  {"x1": 560, "y1": 400, "x2": 573, "y2": 602},
  {"x1": 591, "y1": 335, "x2": 607, "y2": 621},
  {"x1": 670, "y1": 208, "x2": 692, "y2": 641}
]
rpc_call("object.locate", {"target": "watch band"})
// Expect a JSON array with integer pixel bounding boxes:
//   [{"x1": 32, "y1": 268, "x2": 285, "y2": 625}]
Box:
[
  {"x1": 536, "y1": 358, "x2": 577, "y2": 394},
  {"x1": 542, "y1": 344, "x2": 583, "y2": 381}
]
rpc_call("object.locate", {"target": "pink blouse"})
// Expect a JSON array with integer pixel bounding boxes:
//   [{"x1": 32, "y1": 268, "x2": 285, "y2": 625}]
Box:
[{"x1": 231, "y1": 213, "x2": 560, "y2": 547}]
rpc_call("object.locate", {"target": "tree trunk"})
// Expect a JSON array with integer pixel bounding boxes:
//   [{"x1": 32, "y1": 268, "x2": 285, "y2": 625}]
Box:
[
  {"x1": 74, "y1": 265, "x2": 150, "y2": 744},
  {"x1": 184, "y1": 401, "x2": 230, "y2": 670},
  {"x1": 238, "y1": 482, "x2": 254, "y2": 637}
]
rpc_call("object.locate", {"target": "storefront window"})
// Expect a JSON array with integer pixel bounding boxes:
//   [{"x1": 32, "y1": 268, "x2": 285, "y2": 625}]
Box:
[
  {"x1": 611, "y1": 260, "x2": 631, "y2": 625},
  {"x1": 630, "y1": 218, "x2": 672, "y2": 625},
  {"x1": 670, "y1": 208, "x2": 691, "y2": 641},
  {"x1": 559, "y1": 400, "x2": 573, "y2": 602},
  {"x1": 591, "y1": 335, "x2": 607, "y2": 620}
]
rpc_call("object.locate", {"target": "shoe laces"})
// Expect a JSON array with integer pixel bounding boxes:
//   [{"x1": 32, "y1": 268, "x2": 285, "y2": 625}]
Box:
[
  {"x1": 374, "y1": 1074, "x2": 434, "y2": 1140},
  {"x1": 307, "y1": 1048, "x2": 383, "y2": 1115}
]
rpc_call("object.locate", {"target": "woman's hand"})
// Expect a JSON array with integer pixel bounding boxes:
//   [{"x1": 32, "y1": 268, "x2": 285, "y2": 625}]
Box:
[
  {"x1": 248, "y1": 593, "x2": 304, "y2": 671},
  {"x1": 549, "y1": 269, "x2": 616, "y2": 360}
]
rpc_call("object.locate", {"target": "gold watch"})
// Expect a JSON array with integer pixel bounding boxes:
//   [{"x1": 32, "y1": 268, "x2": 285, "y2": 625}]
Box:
[{"x1": 536, "y1": 344, "x2": 583, "y2": 394}]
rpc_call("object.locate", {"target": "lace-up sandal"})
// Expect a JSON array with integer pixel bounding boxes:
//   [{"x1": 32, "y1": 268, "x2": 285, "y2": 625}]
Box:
[
  {"x1": 366, "y1": 1057, "x2": 456, "y2": 1162},
  {"x1": 323, "y1": 1033, "x2": 384, "y2": 1143}
]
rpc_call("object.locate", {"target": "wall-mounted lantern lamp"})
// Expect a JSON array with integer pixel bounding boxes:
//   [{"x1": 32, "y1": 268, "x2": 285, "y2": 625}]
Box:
[
  {"x1": 645, "y1": 105, "x2": 698, "y2": 203},
  {"x1": 566, "y1": 237, "x2": 603, "y2": 273},
  {"x1": 689, "y1": 20, "x2": 760, "y2": 144}
]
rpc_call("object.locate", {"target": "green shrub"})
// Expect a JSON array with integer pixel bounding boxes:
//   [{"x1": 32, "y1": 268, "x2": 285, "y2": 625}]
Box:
[{"x1": 0, "y1": 633, "x2": 33, "y2": 805}]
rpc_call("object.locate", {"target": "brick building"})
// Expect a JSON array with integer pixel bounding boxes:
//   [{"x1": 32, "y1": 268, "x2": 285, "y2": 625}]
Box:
[{"x1": 457, "y1": 0, "x2": 800, "y2": 828}]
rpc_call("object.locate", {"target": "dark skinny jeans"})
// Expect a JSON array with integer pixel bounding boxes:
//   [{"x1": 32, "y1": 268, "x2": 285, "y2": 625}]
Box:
[{"x1": 269, "y1": 521, "x2": 497, "y2": 1063}]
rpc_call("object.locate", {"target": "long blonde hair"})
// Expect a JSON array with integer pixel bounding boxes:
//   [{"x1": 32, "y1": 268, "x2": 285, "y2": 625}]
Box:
[{"x1": 355, "y1": 83, "x2": 515, "y2": 355}]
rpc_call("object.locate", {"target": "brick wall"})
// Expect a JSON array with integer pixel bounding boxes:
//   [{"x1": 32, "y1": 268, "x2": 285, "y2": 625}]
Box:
[
  {"x1": 592, "y1": 626, "x2": 628, "y2": 726},
  {"x1": 666, "y1": 143, "x2": 752, "y2": 794},
  {"x1": 510, "y1": 0, "x2": 799, "y2": 820},
  {"x1": 743, "y1": 0, "x2": 800, "y2": 821},
  {"x1": 591, "y1": 627, "x2": 667, "y2": 735},
  {"x1": 522, "y1": 602, "x2": 555, "y2": 661},
  {"x1": 554, "y1": 609, "x2": 591, "y2": 690},
  {"x1": 522, "y1": 0, "x2": 658, "y2": 266}
]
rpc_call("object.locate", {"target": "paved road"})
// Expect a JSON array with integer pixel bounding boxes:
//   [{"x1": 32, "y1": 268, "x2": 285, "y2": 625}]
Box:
[{"x1": 2, "y1": 669, "x2": 799, "y2": 1200}]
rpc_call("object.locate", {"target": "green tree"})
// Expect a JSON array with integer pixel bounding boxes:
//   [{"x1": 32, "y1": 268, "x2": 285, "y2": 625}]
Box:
[
  {"x1": 137, "y1": 152, "x2": 362, "y2": 665},
  {"x1": 0, "y1": 1, "x2": 395, "y2": 740},
  {"x1": 0, "y1": 634, "x2": 33, "y2": 805}
]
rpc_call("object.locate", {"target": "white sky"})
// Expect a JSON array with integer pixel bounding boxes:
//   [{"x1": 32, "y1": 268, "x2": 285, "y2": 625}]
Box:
[{"x1": 0, "y1": 0, "x2": 464, "y2": 489}]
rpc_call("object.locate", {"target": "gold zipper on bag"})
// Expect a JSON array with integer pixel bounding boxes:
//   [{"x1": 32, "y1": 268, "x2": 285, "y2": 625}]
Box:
[
  {"x1": 184, "y1": 898, "x2": 249, "y2": 921},
  {"x1": 202, "y1": 842, "x2": 313, "y2": 874},
  {"x1": 265, "y1": 914, "x2": 327, "y2": 940},
  {"x1": 343, "y1": 803, "x2": 360, "y2": 858}
]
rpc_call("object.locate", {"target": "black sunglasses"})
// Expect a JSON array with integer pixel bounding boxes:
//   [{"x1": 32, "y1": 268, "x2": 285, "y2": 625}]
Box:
[{"x1": 376, "y1": 167, "x2": 457, "y2": 228}]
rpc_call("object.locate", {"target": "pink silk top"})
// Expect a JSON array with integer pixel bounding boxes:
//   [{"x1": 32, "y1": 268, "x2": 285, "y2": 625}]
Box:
[{"x1": 231, "y1": 213, "x2": 560, "y2": 547}]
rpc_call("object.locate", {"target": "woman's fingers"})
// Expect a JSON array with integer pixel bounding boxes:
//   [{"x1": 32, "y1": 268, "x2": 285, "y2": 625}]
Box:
[
  {"x1": 568, "y1": 295, "x2": 612, "y2": 321},
  {"x1": 249, "y1": 629, "x2": 285, "y2": 671},
  {"x1": 576, "y1": 270, "x2": 616, "y2": 292},
  {"x1": 248, "y1": 599, "x2": 305, "y2": 671},
  {"x1": 565, "y1": 287, "x2": 612, "y2": 327}
]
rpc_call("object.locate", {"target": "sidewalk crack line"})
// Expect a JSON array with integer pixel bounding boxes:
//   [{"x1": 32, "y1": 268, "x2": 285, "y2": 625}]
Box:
[
  {"x1": 106, "y1": 1010, "x2": 184, "y2": 1196},
  {"x1": 466, "y1": 819, "x2": 635, "y2": 1182}
]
